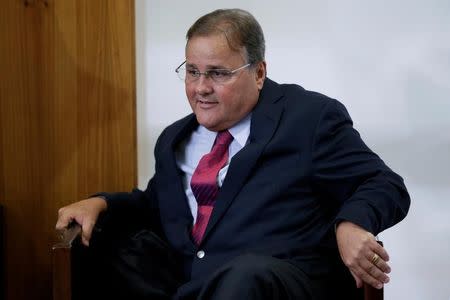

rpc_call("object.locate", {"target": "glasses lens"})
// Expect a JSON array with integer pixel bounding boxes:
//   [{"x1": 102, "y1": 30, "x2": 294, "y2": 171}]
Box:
[{"x1": 209, "y1": 70, "x2": 232, "y2": 83}]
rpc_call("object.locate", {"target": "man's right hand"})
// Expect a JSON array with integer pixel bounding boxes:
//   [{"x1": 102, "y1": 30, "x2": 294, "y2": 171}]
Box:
[{"x1": 55, "y1": 197, "x2": 107, "y2": 246}]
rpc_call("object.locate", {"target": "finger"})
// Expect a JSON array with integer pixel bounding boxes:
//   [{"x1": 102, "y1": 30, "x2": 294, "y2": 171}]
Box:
[
  {"x1": 55, "y1": 208, "x2": 73, "y2": 230},
  {"x1": 350, "y1": 270, "x2": 363, "y2": 288},
  {"x1": 367, "y1": 252, "x2": 391, "y2": 274},
  {"x1": 81, "y1": 220, "x2": 95, "y2": 247},
  {"x1": 352, "y1": 263, "x2": 385, "y2": 290},
  {"x1": 362, "y1": 256, "x2": 390, "y2": 285},
  {"x1": 376, "y1": 259, "x2": 391, "y2": 274},
  {"x1": 371, "y1": 241, "x2": 389, "y2": 262}
]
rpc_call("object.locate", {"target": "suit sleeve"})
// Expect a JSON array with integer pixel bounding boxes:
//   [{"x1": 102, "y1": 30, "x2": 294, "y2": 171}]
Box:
[
  {"x1": 311, "y1": 99, "x2": 410, "y2": 234},
  {"x1": 93, "y1": 131, "x2": 167, "y2": 235},
  {"x1": 95, "y1": 180, "x2": 160, "y2": 232}
]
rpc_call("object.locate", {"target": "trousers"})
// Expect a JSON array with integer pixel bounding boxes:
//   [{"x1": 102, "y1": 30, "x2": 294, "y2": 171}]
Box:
[{"x1": 75, "y1": 229, "x2": 362, "y2": 300}]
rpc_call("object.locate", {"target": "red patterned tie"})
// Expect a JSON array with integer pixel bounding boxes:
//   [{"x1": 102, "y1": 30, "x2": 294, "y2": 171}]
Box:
[{"x1": 190, "y1": 130, "x2": 233, "y2": 245}]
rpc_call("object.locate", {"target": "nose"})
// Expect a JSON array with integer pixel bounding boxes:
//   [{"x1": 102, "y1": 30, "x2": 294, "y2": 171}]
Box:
[{"x1": 194, "y1": 75, "x2": 214, "y2": 95}]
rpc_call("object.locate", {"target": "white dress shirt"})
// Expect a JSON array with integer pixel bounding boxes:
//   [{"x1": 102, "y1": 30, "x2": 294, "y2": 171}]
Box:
[{"x1": 175, "y1": 114, "x2": 251, "y2": 222}]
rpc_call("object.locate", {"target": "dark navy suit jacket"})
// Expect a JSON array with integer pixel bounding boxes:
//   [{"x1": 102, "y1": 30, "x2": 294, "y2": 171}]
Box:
[{"x1": 103, "y1": 78, "x2": 410, "y2": 295}]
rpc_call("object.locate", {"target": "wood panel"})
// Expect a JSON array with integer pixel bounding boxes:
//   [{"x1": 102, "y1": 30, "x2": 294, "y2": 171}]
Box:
[{"x1": 0, "y1": 1, "x2": 136, "y2": 299}]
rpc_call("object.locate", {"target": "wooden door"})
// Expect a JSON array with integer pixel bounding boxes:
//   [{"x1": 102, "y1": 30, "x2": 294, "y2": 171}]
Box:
[{"x1": 0, "y1": 1, "x2": 136, "y2": 299}]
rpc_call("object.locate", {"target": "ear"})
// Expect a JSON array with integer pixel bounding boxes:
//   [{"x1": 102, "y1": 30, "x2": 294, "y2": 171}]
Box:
[{"x1": 254, "y1": 61, "x2": 267, "y2": 90}]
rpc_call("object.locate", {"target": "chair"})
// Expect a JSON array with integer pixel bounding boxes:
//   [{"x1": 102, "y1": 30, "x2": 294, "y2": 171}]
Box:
[
  {"x1": 363, "y1": 240, "x2": 384, "y2": 300},
  {"x1": 52, "y1": 225, "x2": 80, "y2": 300},
  {"x1": 0, "y1": 204, "x2": 4, "y2": 300},
  {"x1": 52, "y1": 224, "x2": 383, "y2": 300}
]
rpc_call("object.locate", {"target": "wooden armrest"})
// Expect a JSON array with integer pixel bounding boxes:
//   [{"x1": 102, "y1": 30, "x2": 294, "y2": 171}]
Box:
[
  {"x1": 0, "y1": 205, "x2": 4, "y2": 299},
  {"x1": 364, "y1": 283, "x2": 383, "y2": 300},
  {"x1": 53, "y1": 224, "x2": 81, "y2": 249},
  {"x1": 52, "y1": 224, "x2": 82, "y2": 300},
  {"x1": 364, "y1": 240, "x2": 384, "y2": 300}
]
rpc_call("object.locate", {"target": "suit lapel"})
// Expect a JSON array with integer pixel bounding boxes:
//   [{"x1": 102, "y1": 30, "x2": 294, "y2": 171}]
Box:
[
  {"x1": 202, "y1": 79, "x2": 285, "y2": 243},
  {"x1": 157, "y1": 115, "x2": 199, "y2": 252}
]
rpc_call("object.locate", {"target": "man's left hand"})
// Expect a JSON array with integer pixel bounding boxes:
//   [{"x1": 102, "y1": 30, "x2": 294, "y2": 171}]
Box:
[{"x1": 336, "y1": 221, "x2": 391, "y2": 289}]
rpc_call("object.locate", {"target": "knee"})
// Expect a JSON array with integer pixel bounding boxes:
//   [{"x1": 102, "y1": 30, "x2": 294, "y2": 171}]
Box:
[{"x1": 199, "y1": 254, "x2": 312, "y2": 299}]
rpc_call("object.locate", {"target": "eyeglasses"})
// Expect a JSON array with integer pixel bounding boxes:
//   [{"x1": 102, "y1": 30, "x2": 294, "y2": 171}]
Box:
[{"x1": 175, "y1": 61, "x2": 251, "y2": 84}]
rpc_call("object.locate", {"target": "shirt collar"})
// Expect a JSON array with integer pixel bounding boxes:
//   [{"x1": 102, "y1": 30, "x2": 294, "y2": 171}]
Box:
[
  {"x1": 228, "y1": 113, "x2": 251, "y2": 147},
  {"x1": 196, "y1": 113, "x2": 251, "y2": 147}
]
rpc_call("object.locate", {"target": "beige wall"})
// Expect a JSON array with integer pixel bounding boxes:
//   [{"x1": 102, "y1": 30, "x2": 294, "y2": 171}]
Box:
[{"x1": 136, "y1": 1, "x2": 450, "y2": 299}]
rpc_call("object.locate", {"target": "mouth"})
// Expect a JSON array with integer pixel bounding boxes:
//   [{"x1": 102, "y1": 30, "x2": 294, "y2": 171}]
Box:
[
  {"x1": 196, "y1": 99, "x2": 218, "y2": 108},
  {"x1": 197, "y1": 98, "x2": 217, "y2": 104}
]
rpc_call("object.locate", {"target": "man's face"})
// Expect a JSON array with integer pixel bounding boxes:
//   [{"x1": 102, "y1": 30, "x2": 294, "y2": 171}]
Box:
[{"x1": 185, "y1": 34, "x2": 265, "y2": 132}]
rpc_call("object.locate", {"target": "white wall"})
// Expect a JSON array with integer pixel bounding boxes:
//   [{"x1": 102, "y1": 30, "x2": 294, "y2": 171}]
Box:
[{"x1": 135, "y1": 1, "x2": 450, "y2": 299}]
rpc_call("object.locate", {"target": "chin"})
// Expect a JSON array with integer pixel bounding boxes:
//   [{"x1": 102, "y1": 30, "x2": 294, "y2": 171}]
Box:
[{"x1": 196, "y1": 116, "x2": 216, "y2": 130}]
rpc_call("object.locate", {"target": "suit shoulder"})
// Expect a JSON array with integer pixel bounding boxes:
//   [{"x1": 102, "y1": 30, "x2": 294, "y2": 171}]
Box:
[
  {"x1": 162, "y1": 113, "x2": 194, "y2": 135},
  {"x1": 165, "y1": 113, "x2": 195, "y2": 132},
  {"x1": 280, "y1": 83, "x2": 337, "y2": 106},
  {"x1": 278, "y1": 83, "x2": 348, "y2": 115},
  {"x1": 274, "y1": 82, "x2": 353, "y2": 127},
  {"x1": 155, "y1": 114, "x2": 195, "y2": 147}
]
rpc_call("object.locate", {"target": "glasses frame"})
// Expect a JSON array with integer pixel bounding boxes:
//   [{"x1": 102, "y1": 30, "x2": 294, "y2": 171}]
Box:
[{"x1": 175, "y1": 60, "x2": 252, "y2": 84}]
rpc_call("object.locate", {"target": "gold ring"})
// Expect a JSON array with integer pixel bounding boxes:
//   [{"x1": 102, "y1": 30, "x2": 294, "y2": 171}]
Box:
[{"x1": 371, "y1": 253, "x2": 380, "y2": 265}]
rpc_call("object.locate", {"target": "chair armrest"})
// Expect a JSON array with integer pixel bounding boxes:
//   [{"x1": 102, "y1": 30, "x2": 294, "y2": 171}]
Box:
[
  {"x1": 363, "y1": 240, "x2": 384, "y2": 300},
  {"x1": 52, "y1": 224, "x2": 82, "y2": 300},
  {"x1": 364, "y1": 283, "x2": 383, "y2": 300},
  {"x1": 0, "y1": 205, "x2": 4, "y2": 299}
]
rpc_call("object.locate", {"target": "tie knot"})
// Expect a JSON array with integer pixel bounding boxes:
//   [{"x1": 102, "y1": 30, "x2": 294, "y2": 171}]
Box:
[{"x1": 215, "y1": 130, "x2": 233, "y2": 147}]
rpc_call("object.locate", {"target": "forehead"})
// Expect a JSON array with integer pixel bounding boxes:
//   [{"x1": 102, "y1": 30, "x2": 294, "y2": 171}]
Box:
[{"x1": 185, "y1": 34, "x2": 245, "y2": 67}]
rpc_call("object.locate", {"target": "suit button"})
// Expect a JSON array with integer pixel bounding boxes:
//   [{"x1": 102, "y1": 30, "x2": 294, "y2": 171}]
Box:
[{"x1": 197, "y1": 250, "x2": 205, "y2": 259}]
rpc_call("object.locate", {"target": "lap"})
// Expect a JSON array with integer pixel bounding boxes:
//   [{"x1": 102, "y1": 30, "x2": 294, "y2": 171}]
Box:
[
  {"x1": 195, "y1": 253, "x2": 362, "y2": 300},
  {"x1": 197, "y1": 254, "x2": 314, "y2": 300},
  {"x1": 80, "y1": 231, "x2": 362, "y2": 300}
]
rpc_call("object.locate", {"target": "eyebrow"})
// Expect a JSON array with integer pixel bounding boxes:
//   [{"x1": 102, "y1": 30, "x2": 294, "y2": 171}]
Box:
[{"x1": 185, "y1": 63, "x2": 228, "y2": 70}]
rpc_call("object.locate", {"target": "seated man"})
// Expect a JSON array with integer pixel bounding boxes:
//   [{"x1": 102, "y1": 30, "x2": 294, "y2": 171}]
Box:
[{"x1": 56, "y1": 8, "x2": 410, "y2": 300}]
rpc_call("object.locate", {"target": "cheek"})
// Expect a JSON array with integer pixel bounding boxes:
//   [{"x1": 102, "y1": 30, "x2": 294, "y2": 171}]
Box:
[
  {"x1": 185, "y1": 85, "x2": 193, "y2": 98},
  {"x1": 185, "y1": 86, "x2": 196, "y2": 105},
  {"x1": 222, "y1": 86, "x2": 251, "y2": 111},
  {"x1": 214, "y1": 90, "x2": 234, "y2": 109}
]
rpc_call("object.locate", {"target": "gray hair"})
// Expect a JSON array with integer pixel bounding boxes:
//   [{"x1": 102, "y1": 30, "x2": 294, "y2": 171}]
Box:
[{"x1": 186, "y1": 9, "x2": 265, "y2": 64}]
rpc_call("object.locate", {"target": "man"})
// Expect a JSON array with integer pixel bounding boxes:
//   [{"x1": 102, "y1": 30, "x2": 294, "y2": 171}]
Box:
[{"x1": 56, "y1": 8, "x2": 410, "y2": 300}]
